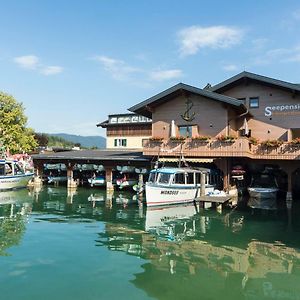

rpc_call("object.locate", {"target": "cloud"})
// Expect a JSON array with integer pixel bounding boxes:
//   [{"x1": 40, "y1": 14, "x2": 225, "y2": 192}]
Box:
[
  {"x1": 93, "y1": 55, "x2": 140, "y2": 80},
  {"x1": 14, "y1": 55, "x2": 39, "y2": 69},
  {"x1": 149, "y1": 69, "x2": 183, "y2": 81},
  {"x1": 222, "y1": 64, "x2": 239, "y2": 72},
  {"x1": 253, "y1": 45, "x2": 300, "y2": 65},
  {"x1": 41, "y1": 66, "x2": 64, "y2": 75},
  {"x1": 177, "y1": 25, "x2": 243, "y2": 56},
  {"x1": 292, "y1": 9, "x2": 300, "y2": 20},
  {"x1": 13, "y1": 55, "x2": 63, "y2": 75}
]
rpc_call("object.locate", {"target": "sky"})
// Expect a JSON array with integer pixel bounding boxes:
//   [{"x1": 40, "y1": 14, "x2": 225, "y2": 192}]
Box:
[{"x1": 0, "y1": 0, "x2": 300, "y2": 137}]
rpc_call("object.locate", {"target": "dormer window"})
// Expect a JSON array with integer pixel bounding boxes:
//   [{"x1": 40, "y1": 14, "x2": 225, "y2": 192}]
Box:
[{"x1": 249, "y1": 97, "x2": 259, "y2": 108}]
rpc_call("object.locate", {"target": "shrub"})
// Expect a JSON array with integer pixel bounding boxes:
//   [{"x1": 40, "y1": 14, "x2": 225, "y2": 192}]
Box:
[
  {"x1": 260, "y1": 139, "x2": 283, "y2": 147},
  {"x1": 149, "y1": 137, "x2": 163, "y2": 141},
  {"x1": 217, "y1": 134, "x2": 236, "y2": 142},
  {"x1": 191, "y1": 135, "x2": 211, "y2": 141},
  {"x1": 248, "y1": 137, "x2": 258, "y2": 145}
]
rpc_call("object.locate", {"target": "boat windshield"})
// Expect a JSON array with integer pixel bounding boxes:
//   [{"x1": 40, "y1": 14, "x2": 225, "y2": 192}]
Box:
[
  {"x1": 0, "y1": 164, "x2": 4, "y2": 176},
  {"x1": 157, "y1": 173, "x2": 171, "y2": 184},
  {"x1": 251, "y1": 175, "x2": 277, "y2": 188},
  {"x1": 148, "y1": 171, "x2": 158, "y2": 183},
  {"x1": 14, "y1": 163, "x2": 25, "y2": 175}
]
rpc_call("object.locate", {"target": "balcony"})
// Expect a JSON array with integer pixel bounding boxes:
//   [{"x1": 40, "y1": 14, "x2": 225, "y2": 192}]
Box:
[{"x1": 143, "y1": 138, "x2": 300, "y2": 160}]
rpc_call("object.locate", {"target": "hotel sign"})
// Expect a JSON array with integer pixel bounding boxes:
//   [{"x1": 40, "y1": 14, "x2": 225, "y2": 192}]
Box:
[{"x1": 264, "y1": 104, "x2": 300, "y2": 117}]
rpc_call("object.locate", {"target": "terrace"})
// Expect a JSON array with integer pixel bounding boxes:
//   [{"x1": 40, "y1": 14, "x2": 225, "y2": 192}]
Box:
[{"x1": 142, "y1": 138, "x2": 300, "y2": 160}]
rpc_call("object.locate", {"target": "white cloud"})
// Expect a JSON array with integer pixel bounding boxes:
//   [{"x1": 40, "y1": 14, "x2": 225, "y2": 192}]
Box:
[
  {"x1": 41, "y1": 66, "x2": 64, "y2": 75},
  {"x1": 14, "y1": 55, "x2": 39, "y2": 69},
  {"x1": 292, "y1": 9, "x2": 300, "y2": 20},
  {"x1": 177, "y1": 25, "x2": 243, "y2": 56},
  {"x1": 93, "y1": 55, "x2": 140, "y2": 80},
  {"x1": 253, "y1": 45, "x2": 300, "y2": 65},
  {"x1": 149, "y1": 69, "x2": 183, "y2": 81},
  {"x1": 14, "y1": 54, "x2": 63, "y2": 76},
  {"x1": 222, "y1": 64, "x2": 239, "y2": 72}
]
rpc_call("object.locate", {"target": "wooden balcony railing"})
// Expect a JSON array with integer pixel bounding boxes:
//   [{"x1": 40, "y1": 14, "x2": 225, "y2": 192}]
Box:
[{"x1": 142, "y1": 138, "x2": 300, "y2": 160}]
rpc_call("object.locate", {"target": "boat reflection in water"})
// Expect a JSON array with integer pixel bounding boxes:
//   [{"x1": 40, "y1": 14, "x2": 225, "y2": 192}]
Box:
[
  {"x1": 0, "y1": 189, "x2": 32, "y2": 256},
  {"x1": 145, "y1": 204, "x2": 197, "y2": 241}
]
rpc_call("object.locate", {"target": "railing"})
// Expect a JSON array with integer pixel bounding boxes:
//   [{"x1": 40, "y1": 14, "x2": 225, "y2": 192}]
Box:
[{"x1": 142, "y1": 138, "x2": 300, "y2": 160}]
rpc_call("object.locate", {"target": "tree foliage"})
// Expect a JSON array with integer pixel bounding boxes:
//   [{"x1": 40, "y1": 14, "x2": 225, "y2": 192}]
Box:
[{"x1": 0, "y1": 92, "x2": 37, "y2": 154}]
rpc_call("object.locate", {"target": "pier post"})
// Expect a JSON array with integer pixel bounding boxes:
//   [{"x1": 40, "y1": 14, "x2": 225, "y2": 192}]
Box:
[
  {"x1": 200, "y1": 172, "x2": 206, "y2": 197},
  {"x1": 32, "y1": 162, "x2": 43, "y2": 186},
  {"x1": 105, "y1": 167, "x2": 114, "y2": 192},
  {"x1": 67, "y1": 163, "x2": 77, "y2": 189},
  {"x1": 286, "y1": 170, "x2": 293, "y2": 202}
]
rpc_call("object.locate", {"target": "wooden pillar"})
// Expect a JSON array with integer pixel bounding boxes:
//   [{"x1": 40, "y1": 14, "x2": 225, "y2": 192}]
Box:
[
  {"x1": 32, "y1": 161, "x2": 43, "y2": 186},
  {"x1": 105, "y1": 167, "x2": 114, "y2": 191},
  {"x1": 286, "y1": 169, "x2": 293, "y2": 202},
  {"x1": 215, "y1": 158, "x2": 230, "y2": 192},
  {"x1": 200, "y1": 172, "x2": 206, "y2": 196},
  {"x1": 67, "y1": 163, "x2": 77, "y2": 189}
]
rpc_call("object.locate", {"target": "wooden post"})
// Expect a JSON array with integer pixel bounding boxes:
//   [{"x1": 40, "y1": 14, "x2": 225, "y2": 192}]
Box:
[
  {"x1": 105, "y1": 167, "x2": 114, "y2": 192},
  {"x1": 200, "y1": 172, "x2": 206, "y2": 196},
  {"x1": 32, "y1": 162, "x2": 43, "y2": 186},
  {"x1": 67, "y1": 163, "x2": 77, "y2": 189},
  {"x1": 286, "y1": 170, "x2": 293, "y2": 202}
]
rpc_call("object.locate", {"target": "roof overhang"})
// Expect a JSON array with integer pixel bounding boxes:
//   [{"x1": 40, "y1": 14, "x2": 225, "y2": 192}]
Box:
[
  {"x1": 129, "y1": 82, "x2": 247, "y2": 118},
  {"x1": 210, "y1": 71, "x2": 300, "y2": 94}
]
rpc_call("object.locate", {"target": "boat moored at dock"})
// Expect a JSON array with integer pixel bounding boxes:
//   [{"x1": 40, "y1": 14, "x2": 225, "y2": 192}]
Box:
[
  {"x1": 0, "y1": 159, "x2": 33, "y2": 191},
  {"x1": 145, "y1": 167, "x2": 215, "y2": 206}
]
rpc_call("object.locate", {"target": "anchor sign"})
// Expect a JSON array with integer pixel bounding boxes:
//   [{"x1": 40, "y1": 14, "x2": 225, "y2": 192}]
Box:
[{"x1": 181, "y1": 99, "x2": 195, "y2": 122}]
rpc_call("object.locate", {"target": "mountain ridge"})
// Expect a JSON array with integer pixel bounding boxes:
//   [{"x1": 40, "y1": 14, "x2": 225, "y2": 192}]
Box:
[{"x1": 48, "y1": 133, "x2": 106, "y2": 148}]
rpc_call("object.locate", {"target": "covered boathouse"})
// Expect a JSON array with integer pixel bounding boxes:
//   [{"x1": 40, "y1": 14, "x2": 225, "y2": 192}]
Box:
[{"x1": 129, "y1": 71, "x2": 300, "y2": 202}]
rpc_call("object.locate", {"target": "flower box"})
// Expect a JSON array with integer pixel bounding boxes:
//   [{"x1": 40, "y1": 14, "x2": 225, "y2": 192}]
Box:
[
  {"x1": 170, "y1": 136, "x2": 186, "y2": 142},
  {"x1": 191, "y1": 135, "x2": 211, "y2": 142},
  {"x1": 260, "y1": 139, "x2": 283, "y2": 148},
  {"x1": 149, "y1": 137, "x2": 163, "y2": 142},
  {"x1": 217, "y1": 135, "x2": 236, "y2": 143}
]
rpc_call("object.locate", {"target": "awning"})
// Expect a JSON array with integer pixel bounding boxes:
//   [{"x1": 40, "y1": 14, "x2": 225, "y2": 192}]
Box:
[{"x1": 159, "y1": 158, "x2": 214, "y2": 163}]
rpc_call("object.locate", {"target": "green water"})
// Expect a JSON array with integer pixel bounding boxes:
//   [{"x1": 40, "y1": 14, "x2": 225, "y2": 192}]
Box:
[{"x1": 1, "y1": 187, "x2": 300, "y2": 300}]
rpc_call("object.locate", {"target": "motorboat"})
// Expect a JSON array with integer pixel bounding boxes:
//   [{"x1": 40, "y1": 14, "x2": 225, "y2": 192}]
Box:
[
  {"x1": 47, "y1": 176, "x2": 67, "y2": 184},
  {"x1": 88, "y1": 175, "x2": 106, "y2": 187},
  {"x1": 145, "y1": 167, "x2": 215, "y2": 206},
  {"x1": 116, "y1": 176, "x2": 138, "y2": 189},
  {"x1": 0, "y1": 159, "x2": 33, "y2": 190},
  {"x1": 247, "y1": 173, "x2": 279, "y2": 210}
]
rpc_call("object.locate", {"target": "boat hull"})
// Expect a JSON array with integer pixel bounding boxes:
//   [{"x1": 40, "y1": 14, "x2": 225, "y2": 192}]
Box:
[
  {"x1": 145, "y1": 184, "x2": 214, "y2": 206},
  {"x1": 0, "y1": 173, "x2": 33, "y2": 191},
  {"x1": 247, "y1": 187, "x2": 278, "y2": 210},
  {"x1": 88, "y1": 177, "x2": 106, "y2": 187}
]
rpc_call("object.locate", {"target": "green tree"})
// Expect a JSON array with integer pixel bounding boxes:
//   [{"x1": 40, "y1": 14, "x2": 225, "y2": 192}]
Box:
[{"x1": 0, "y1": 92, "x2": 37, "y2": 154}]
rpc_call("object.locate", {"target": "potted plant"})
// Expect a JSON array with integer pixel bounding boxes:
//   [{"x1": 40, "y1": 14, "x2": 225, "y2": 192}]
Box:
[
  {"x1": 149, "y1": 136, "x2": 164, "y2": 142},
  {"x1": 217, "y1": 134, "x2": 236, "y2": 143},
  {"x1": 248, "y1": 137, "x2": 258, "y2": 145},
  {"x1": 191, "y1": 135, "x2": 211, "y2": 142},
  {"x1": 290, "y1": 138, "x2": 300, "y2": 146},
  {"x1": 170, "y1": 136, "x2": 186, "y2": 142},
  {"x1": 260, "y1": 139, "x2": 283, "y2": 148}
]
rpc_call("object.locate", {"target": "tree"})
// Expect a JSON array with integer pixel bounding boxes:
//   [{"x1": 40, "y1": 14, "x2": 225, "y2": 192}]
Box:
[
  {"x1": 0, "y1": 92, "x2": 37, "y2": 154},
  {"x1": 34, "y1": 133, "x2": 49, "y2": 147}
]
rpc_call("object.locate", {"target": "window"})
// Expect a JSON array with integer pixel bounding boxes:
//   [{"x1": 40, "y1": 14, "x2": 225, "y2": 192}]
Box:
[
  {"x1": 158, "y1": 173, "x2": 171, "y2": 184},
  {"x1": 249, "y1": 97, "x2": 259, "y2": 108},
  {"x1": 178, "y1": 126, "x2": 192, "y2": 138},
  {"x1": 174, "y1": 173, "x2": 185, "y2": 184},
  {"x1": 186, "y1": 173, "x2": 194, "y2": 184},
  {"x1": 114, "y1": 139, "x2": 127, "y2": 147}
]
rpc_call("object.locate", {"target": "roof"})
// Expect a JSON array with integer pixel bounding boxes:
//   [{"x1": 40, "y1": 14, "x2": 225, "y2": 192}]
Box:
[
  {"x1": 210, "y1": 71, "x2": 300, "y2": 93},
  {"x1": 32, "y1": 149, "x2": 150, "y2": 163},
  {"x1": 128, "y1": 82, "x2": 246, "y2": 118},
  {"x1": 151, "y1": 167, "x2": 210, "y2": 174}
]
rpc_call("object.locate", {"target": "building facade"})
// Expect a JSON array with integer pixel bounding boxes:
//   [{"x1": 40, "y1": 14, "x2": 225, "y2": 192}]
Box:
[
  {"x1": 98, "y1": 113, "x2": 152, "y2": 149},
  {"x1": 129, "y1": 71, "x2": 300, "y2": 200}
]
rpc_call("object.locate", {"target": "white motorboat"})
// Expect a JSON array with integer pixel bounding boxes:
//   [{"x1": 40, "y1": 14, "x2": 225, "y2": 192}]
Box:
[
  {"x1": 116, "y1": 175, "x2": 138, "y2": 190},
  {"x1": 145, "y1": 167, "x2": 215, "y2": 206},
  {"x1": 88, "y1": 175, "x2": 106, "y2": 187},
  {"x1": 247, "y1": 173, "x2": 279, "y2": 210},
  {"x1": 47, "y1": 176, "x2": 67, "y2": 184},
  {"x1": 0, "y1": 159, "x2": 33, "y2": 191}
]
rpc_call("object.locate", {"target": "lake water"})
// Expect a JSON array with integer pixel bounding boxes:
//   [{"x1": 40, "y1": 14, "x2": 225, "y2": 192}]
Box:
[{"x1": 1, "y1": 187, "x2": 300, "y2": 300}]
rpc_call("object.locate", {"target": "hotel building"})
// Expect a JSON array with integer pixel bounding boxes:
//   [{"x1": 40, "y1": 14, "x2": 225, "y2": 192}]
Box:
[{"x1": 127, "y1": 71, "x2": 300, "y2": 201}]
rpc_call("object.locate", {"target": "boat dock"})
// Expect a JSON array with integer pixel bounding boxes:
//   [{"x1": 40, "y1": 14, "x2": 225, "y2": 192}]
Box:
[{"x1": 195, "y1": 195, "x2": 232, "y2": 212}]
